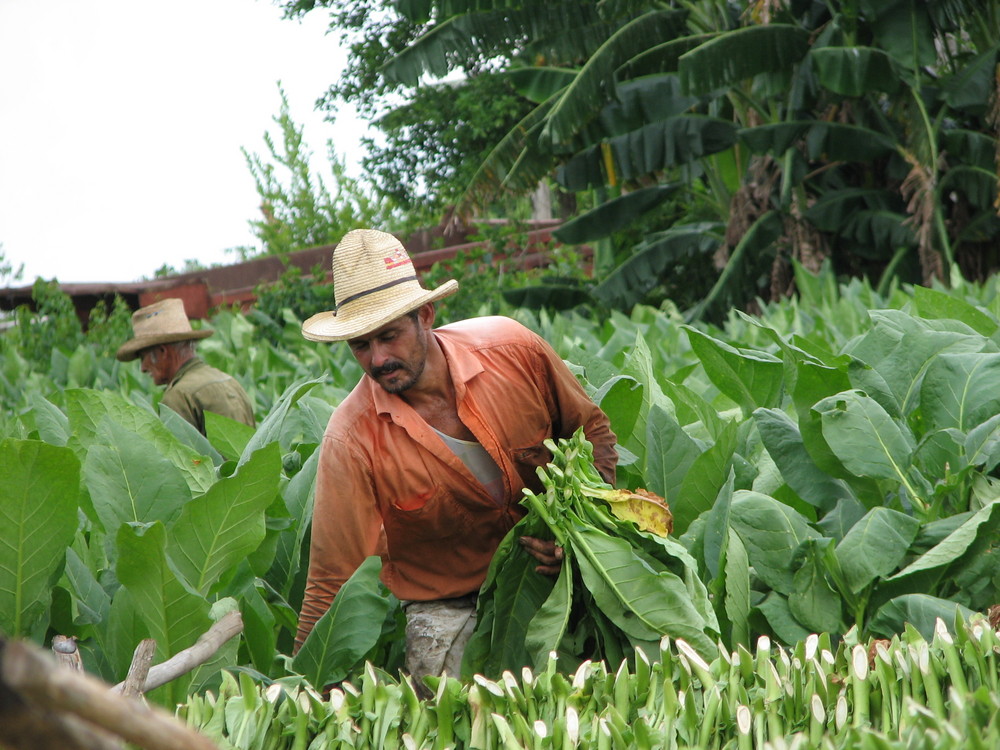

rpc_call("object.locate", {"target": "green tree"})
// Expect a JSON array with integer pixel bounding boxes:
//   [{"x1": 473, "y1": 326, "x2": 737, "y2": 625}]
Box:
[
  {"x1": 368, "y1": 0, "x2": 1000, "y2": 322},
  {"x1": 278, "y1": 0, "x2": 536, "y2": 222},
  {"x1": 238, "y1": 84, "x2": 392, "y2": 259}
]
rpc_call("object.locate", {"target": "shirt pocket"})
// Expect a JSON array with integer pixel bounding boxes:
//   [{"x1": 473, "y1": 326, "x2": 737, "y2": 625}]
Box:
[{"x1": 383, "y1": 486, "x2": 472, "y2": 544}]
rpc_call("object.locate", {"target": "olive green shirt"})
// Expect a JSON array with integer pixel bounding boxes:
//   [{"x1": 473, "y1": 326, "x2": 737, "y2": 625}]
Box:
[{"x1": 160, "y1": 357, "x2": 255, "y2": 435}]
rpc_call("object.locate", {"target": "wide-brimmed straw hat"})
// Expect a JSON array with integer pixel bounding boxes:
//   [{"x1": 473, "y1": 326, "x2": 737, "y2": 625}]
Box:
[
  {"x1": 116, "y1": 298, "x2": 213, "y2": 361},
  {"x1": 301, "y1": 228, "x2": 458, "y2": 342}
]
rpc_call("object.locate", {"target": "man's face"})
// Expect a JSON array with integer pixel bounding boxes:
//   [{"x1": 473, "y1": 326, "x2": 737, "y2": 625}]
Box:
[
  {"x1": 348, "y1": 310, "x2": 429, "y2": 395},
  {"x1": 139, "y1": 344, "x2": 172, "y2": 386}
]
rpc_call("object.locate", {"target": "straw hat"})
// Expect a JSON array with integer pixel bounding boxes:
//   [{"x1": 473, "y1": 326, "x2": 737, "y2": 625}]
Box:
[
  {"x1": 301, "y1": 228, "x2": 458, "y2": 342},
  {"x1": 116, "y1": 298, "x2": 213, "y2": 361}
]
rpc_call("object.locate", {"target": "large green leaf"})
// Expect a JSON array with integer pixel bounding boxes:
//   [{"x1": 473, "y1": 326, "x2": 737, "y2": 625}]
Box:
[
  {"x1": 810, "y1": 46, "x2": 901, "y2": 96},
  {"x1": 268, "y1": 448, "x2": 319, "y2": 599},
  {"x1": 912, "y1": 286, "x2": 999, "y2": 338},
  {"x1": 729, "y1": 491, "x2": 820, "y2": 595},
  {"x1": 941, "y1": 45, "x2": 1000, "y2": 112},
  {"x1": 83, "y1": 419, "x2": 191, "y2": 536},
  {"x1": 685, "y1": 328, "x2": 783, "y2": 417},
  {"x1": 597, "y1": 74, "x2": 699, "y2": 135},
  {"x1": 541, "y1": 9, "x2": 688, "y2": 144},
  {"x1": 557, "y1": 116, "x2": 736, "y2": 190},
  {"x1": 887, "y1": 500, "x2": 1000, "y2": 581},
  {"x1": 168, "y1": 443, "x2": 282, "y2": 595},
  {"x1": 845, "y1": 310, "x2": 987, "y2": 415},
  {"x1": 116, "y1": 522, "x2": 213, "y2": 664},
  {"x1": 0, "y1": 439, "x2": 80, "y2": 636},
  {"x1": 834, "y1": 507, "x2": 920, "y2": 593},
  {"x1": 592, "y1": 375, "x2": 643, "y2": 446},
  {"x1": 63, "y1": 546, "x2": 110, "y2": 627},
  {"x1": 702, "y1": 469, "x2": 734, "y2": 580},
  {"x1": 940, "y1": 165, "x2": 1000, "y2": 210},
  {"x1": 753, "y1": 408, "x2": 854, "y2": 512},
  {"x1": 789, "y1": 539, "x2": 844, "y2": 635},
  {"x1": 619, "y1": 332, "x2": 674, "y2": 466},
  {"x1": 723, "y1": 528, "x2": 751, "y2": 648},
  {"x1": 813, "y1": 389, "x2": 918, "y2": 484},
  {"x1": 867, "y1": 594, "x2": 975, "y2": 641},
  {"x1": 479, "y1": 544, "x2": 556, "y2": 675},
  {"x1": 293, "y1": 556, "x2": 393, "y2": 688},
  {"x1": 554, "y1": 184, "x2": 680, "y2": 244},
  {"x1": 591, "y1": 223, "x2": 722, "y2": 309},
  {"x1": 678, "y1": 25, "x2": 810, "y2": 94},
  {"x1": 644, "y1": 404, "x2": 701, "y2": 504},
  {"x1": 65, "y1": 388, "x2": 214, "y2": 494},
  {"x1": 966, "y1": 414, "x2": 1000, "y2": 473},
  {"x1": 524, "y1": 558, "x2": 573, "y2": 670},
  {"x1": 920, "y1": 352, "x2": 1000, "y2": 432},
  {"x1": 28, "y1": 393, "x2": 70, "y2": 446},
  {"x1": 868, "y1": 0, "x2": 936, "y2": 71},
  {"x1": 205, "y1": 411, "x2": 257, "y2": 462},
  {"x1": 570, "y1": 523, "x2": 717, "y2": 658},
  {"x1": 756, "y1": 592, "x2": 812, "y2": 646},
  {"x1": 674, "y1": 420, "x2": 737, "y2": 536},
  {"x1": 238, "y1": 378, "x2": 324, "y2": 468},
  {"x1": 505, "y1": 66, "x2": 575, "y2": 103}
]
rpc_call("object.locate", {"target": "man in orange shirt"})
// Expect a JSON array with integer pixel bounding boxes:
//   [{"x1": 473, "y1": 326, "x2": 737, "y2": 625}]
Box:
[{"x1": 295, "y1": 228, "x2": 617, "y2": 689}]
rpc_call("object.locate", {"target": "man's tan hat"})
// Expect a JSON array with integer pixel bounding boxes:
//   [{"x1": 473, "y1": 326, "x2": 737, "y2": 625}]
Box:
[
  {"x1": 116, "y1": 298, "x2": 213, "y2": 361},
  {"x1": 301, "y1": 228, "x2": 458, "y2": 342}
]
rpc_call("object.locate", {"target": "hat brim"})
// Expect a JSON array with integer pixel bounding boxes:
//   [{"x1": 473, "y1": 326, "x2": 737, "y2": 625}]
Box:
[
  {"x1": 116, "y1": 329, "x2": 214, "y2": 362},
  {"x1": 301, "y1": 280, "x2": 458, "y2": 342}
]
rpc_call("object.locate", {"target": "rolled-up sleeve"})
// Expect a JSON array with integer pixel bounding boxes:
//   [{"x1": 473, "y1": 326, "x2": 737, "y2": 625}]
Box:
[
  {"x1": 294, "y1": 436, "x2": 383, "y2": 649},
  {"x1": 534, "y1": 336, "x2": 618, "y2": 485}
]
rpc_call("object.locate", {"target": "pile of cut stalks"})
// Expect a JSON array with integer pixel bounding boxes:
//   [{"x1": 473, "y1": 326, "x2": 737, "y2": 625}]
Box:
[{"x1": 181, "y1": 614, "x2": 1000, "y2": 750}]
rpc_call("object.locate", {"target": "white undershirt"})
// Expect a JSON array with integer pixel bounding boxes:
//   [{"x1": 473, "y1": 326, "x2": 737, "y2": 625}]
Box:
[{"x1": 433, "y1": 428, "x2": 505, "y2": 505}]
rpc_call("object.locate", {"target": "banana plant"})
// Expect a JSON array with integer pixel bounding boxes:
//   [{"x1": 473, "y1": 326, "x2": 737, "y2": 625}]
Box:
[{"x1": 378, "y1": 0, "x2": 1000, "y2": 323}]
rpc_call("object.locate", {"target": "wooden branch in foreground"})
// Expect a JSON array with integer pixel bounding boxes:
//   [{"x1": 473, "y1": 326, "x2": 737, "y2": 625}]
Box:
[
  {"x1": 120, "y1": 639, "x2": 157, "y2": 700},
  {"x1": 112, "y1": 610, "x2": 244, "y2": 695},
  {"x1": 1, "y1": 639, "x2": 218, "y2": 750}
]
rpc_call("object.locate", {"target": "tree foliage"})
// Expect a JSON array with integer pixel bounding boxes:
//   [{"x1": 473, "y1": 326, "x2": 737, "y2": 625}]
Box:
[
  {"x1": 238, "y1": 85, "x2": 391, "y2": 259},
  {"x1": 278, "y1": 0, "x2": 536, "y2": 220},
  {"x1": 284, "y1": 0, "x2": 1000, "y2": 323}
]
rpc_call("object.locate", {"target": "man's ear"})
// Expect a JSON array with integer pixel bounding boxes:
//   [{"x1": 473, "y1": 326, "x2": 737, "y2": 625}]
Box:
[{"x1": 418, "y1": 302, "x2": 436, "y2": 329}]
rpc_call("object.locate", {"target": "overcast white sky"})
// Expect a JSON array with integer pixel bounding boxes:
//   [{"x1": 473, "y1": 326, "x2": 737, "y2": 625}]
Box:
[{"x1": 0, "y1": 0, "x2": 370, "y2": 285}]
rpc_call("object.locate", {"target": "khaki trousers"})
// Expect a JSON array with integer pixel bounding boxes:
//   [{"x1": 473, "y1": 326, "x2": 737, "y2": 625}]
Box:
[{"x1": 403, "y1": 594, "x2": 477, "y2": 697}]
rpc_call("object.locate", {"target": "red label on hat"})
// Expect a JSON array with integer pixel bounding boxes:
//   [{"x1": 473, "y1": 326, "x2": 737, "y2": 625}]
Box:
[{"x1": 384, "y1": 248, "x2": 412, "y2": 270}]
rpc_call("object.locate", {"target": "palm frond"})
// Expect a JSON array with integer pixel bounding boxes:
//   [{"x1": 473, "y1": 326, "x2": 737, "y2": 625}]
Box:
[
  {"x1": 382, "y1": 3, "x2": 608, "y2": 87},
  {"x1": 617, "y1": 33, "x2": 718, "y2": 80},
  {"x1": 554, "y1": 184, "x2": 681, "y2": 244},
  {"x1": 505, "y1": 66, "x2": 578, "y2": 104},
  {"x1": 557, "y1": 115, "x2": 737, "y2": 191},
  {"x1": 591, "y1": 223, "x2": 723, "y2": 309},
  {"x1": 678, "y1": 24, "x2": 811, "y2": 94},
  {"x1": 738, "y1": 121, "x2": 897, "y2": 162},
  {"x1": 539, "y1": 9, "x2": 689, "y2": 145},
  {"x1": 809, "y1": 46, "x2": 902, "y2": 96}
]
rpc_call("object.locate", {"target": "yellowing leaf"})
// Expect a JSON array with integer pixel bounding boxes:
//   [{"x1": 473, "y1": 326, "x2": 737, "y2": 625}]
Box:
[{"x1": 599, "y1": 487, "x2": 674, "y2": 536}]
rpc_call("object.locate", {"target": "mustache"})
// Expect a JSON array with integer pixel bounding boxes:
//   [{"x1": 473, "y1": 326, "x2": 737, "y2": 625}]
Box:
[{"x1": 371, "y1": 362, "x2": 406, "y2": 378}]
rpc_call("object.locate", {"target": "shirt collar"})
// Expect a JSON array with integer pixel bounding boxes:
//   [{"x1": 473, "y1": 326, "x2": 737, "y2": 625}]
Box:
[
  {"x1": 368, "y1": 328, "x2": 485, "y2": 417},
  {"x1": 169, "y1": 356, "x2": 202, "y2": 387}
]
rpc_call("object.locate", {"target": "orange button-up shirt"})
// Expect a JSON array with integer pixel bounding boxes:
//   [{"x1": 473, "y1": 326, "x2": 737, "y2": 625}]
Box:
[{"x1": 295, "y1": 316, "x2": 617, "y2": 645}]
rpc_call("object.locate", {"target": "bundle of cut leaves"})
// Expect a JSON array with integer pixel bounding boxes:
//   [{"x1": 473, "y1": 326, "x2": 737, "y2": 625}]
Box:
[{"x1": 462, "y1": 428, "x2": 719, "y2": 679}]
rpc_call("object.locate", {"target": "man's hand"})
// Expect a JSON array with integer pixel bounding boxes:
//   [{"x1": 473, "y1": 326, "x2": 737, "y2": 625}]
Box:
[{"x1": 518, "y1": 536, "x2": 563, "y2": 576}]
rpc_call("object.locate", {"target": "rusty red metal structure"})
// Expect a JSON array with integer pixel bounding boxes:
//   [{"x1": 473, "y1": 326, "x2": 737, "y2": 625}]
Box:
[{"x1": 0, "y1": 221, "x2": 570, "y2": 325}]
